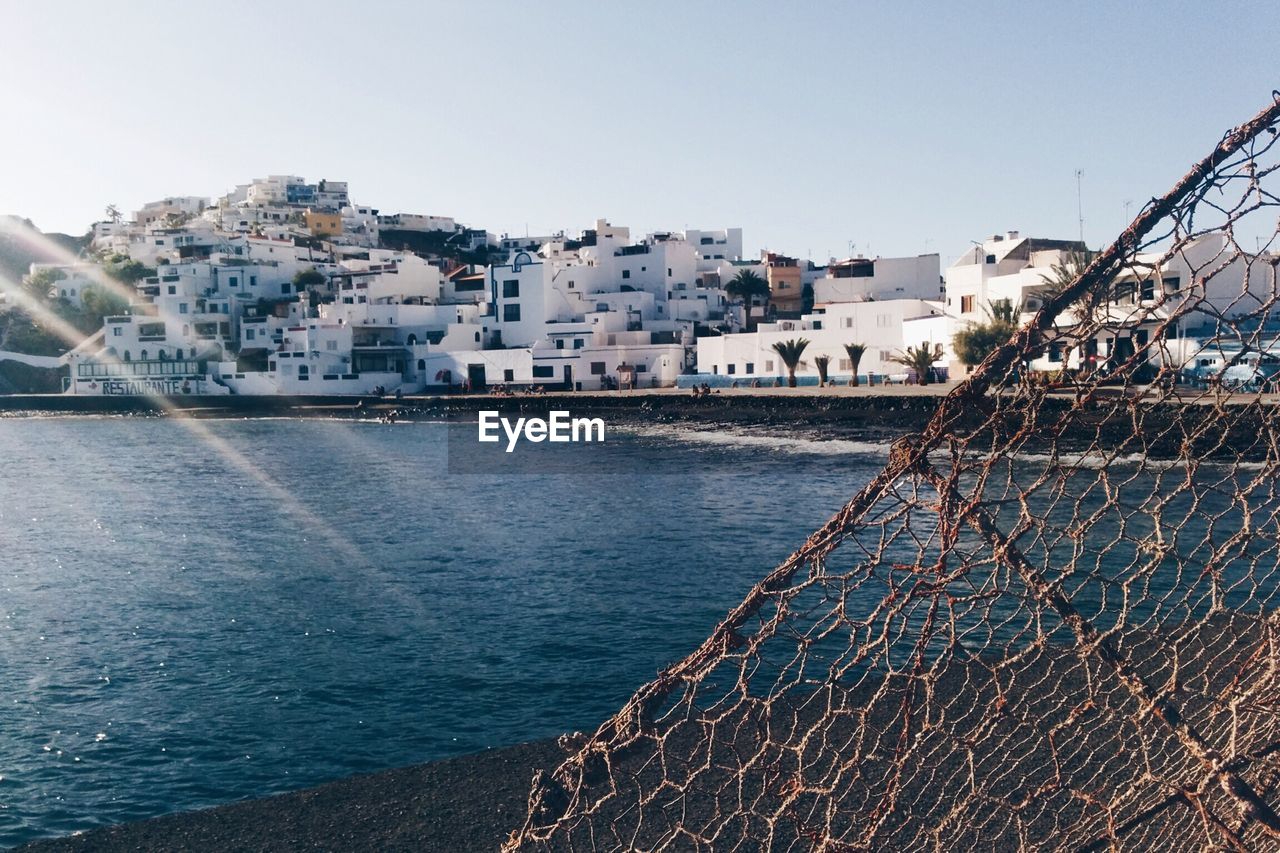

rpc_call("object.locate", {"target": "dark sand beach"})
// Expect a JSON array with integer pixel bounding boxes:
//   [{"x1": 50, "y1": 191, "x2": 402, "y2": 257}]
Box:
[
  {"x1": 14, "y1": 739, "x2": 568, "y2": 853},
  {"x1": 15, "y1": 612, "x2": 1280, "y2": 851}
]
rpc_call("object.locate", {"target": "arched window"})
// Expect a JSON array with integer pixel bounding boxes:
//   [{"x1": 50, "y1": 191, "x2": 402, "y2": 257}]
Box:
[
  {"x1": 407, "y1": 334, "x2": 417, "y2": 347},
  {"x1": 158, "y1": 350, "x2": 168, "y2": 361},
  {"x1": 417, "y1": 359, "x2": 426, "y2": 371},
  {"x1": 140, "y1": 350, "x2": 148, "y2": 361},
  {"x1": 175, "y1": 348, "x2": 183, "y2": 360}
]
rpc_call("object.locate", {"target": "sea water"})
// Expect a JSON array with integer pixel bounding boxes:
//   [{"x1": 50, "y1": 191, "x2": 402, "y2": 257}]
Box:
[{"x1": 0, "y1": 417, "x2": 886, "y2": 847}]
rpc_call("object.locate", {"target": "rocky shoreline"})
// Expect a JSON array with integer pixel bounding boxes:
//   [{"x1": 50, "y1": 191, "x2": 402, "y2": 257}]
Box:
[{"x1": 3, "y1": 387, "x2": 1275, "y2": 459}]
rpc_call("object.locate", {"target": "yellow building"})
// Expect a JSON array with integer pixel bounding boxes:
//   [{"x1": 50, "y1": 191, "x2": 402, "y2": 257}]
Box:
[
  {"x1": 304, "y1": 209, "x2": 342, "y2": 237},
  {"x1": 764, "y1": 252, "x2": 804, "y2": 315}
]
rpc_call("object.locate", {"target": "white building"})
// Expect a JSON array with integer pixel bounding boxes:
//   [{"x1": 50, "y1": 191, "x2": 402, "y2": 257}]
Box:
[
  {"x1": 813, "y1": 254, "x2": 943, "y2": 305},
  {"x1": 695, "y1": 299, "x2": 955, "y2": 385}
]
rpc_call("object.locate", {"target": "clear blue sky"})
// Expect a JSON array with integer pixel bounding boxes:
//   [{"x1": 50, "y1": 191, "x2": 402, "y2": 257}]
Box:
[{"x1": 2, "y1": 1, "x2": 1275, "y2": 264}]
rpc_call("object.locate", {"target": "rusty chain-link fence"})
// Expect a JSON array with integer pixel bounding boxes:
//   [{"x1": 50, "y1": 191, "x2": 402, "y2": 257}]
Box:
[{"x1": 506, "y1": 94, "x2": 1280, "y2": 851}]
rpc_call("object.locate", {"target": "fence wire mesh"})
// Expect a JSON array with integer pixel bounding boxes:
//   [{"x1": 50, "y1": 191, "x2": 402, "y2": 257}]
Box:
[{"x1": 507, "y1": 94, "x2": 1280, "y2": 851}]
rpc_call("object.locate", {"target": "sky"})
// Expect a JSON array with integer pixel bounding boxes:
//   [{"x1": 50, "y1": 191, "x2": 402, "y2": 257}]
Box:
[{"x1": 1, "y1": 1, "x2": 1276, "y2": 266}]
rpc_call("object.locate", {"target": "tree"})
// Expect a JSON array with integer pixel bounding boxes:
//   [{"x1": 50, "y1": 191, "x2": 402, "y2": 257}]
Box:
[
  {"x1": 844, "y1": 342, "x2": 868, "y2": 387},
  {"x1": 104, "y1": 204, "x2": 122, "y2": 224},
  {"x1": 952, "y1": 298, "x2": 1018, "y2": 369},
  {"x1": 104, "y1": 255, "x2": 155, "y2": 285},
  {"x1": 892, "y1": 342, "x2": 944, "y2": 385},
  {"x1": 726, "y1": 269, "x2": 769, "y2": 329},
  {"x1": 293, "y1": 267, "x2": 327, "y2": 289},
  {"x1": 22, "y1": 268, "x2": 65, "y2": 301},
  {"x1": 814, "y1": 354, "x2": 830, "y2": 387},
  {"x1": 771, "y1": 338, "x2": 809, "y2": 387},
  {"x1": 1040, "y1": 249, "x2": 1116, "y2": 333},
  {"x1": 79, "y1": 286, "x2": 130, "y2": 324}
]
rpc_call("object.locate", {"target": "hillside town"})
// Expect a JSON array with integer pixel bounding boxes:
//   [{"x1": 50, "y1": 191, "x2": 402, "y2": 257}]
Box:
[{"x1": 7, "y1": 174, "x2": 1276, "y2": 396}]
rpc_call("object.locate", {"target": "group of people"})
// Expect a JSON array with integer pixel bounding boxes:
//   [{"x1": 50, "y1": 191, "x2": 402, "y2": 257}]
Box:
[
  {"x1": 690, "y1": 383, "x2": 721, "y2": 398},
  {"x1": 486, "y1": 383, "x2": 549, "y2": 397}
]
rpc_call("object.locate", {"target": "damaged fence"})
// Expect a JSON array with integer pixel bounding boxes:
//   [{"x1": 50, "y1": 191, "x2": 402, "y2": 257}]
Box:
[{"x1": 506, "y1": 94, "x2": 1280, "y2": 851}]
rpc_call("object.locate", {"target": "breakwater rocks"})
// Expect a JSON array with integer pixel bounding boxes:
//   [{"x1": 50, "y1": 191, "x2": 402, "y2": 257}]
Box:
[
  {"x1": 1, "y1": 390, "x2": 1276, "y2": 460},
  {"x1": 0, "y1": 391, "x2": 954, "y2": 438}
]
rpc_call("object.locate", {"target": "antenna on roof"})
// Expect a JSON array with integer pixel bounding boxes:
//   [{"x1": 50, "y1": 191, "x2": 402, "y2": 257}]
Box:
[{"x1": 1075, "y1": 169, "x2": 1085, "y2": 246}]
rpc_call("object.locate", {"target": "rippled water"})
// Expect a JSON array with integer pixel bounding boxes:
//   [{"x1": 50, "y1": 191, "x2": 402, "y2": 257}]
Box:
[{"x1": 0, "y1": 417, "x2": 883, "y2": 847}]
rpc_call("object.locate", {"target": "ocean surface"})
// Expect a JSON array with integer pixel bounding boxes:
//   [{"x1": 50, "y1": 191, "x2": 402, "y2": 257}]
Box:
[{"x1": 0, "y1": 417, "x2": 888, "y2": 848}]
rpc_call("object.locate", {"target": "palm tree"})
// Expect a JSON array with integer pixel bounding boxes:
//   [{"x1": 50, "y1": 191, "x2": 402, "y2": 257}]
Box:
[
  {"x1": 844, "y1": 342, "x2": 868, "y2": 386},
  {"x1": 892, "y1": 342, "x2": 944, "y2": 386},
  {"x1": 726, "y1": 269, "x2": 769, "y2": 330},
  {"x1": 814, "y1": 355, "x2": 830, "y2": 387},
  {"x1": 1040, "y1": 250, "x2": 1105, "y2": 373},
  {"x1": 771, "y1": 338, "x2": 810, "y2": 387}
]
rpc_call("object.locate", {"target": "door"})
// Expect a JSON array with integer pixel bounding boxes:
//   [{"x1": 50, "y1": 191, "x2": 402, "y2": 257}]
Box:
[
  {"x1": 563, "y1": 365, "x2": 573, "y2": 391},
  {"x1": 467, "y1": 363, "x2": 487, "y2": 392}
]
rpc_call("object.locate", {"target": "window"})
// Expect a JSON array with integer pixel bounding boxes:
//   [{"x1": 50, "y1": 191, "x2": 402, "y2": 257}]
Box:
[
  {"x1": 635, "y1": 363, "x2": 647, "y2": 373},
  {"x1": 843, "y1": 317, "x2": 853, "y2": 328},
  {"x1": 179, "y1": 303, "x2": 189, "y2": 314},
  {"x1": 568, "y1": 280, "x2": 575, "y2": 289},
  {"x1": 573, "y1": 339, "x2": 584, "y2": 350},
  {"x1": 229, "y1": 276, "x2": 238, "y2": 287},
  {"x1": 168, "y1": 286, "x2": 176, "y2": 295},
  {"x1": 877, "y1": 314, "x2": 892, "y2": 327},
  {"x1": 765, "y1": 360, "x2": 774, "y2": 372},
  {"x1": 961, "y1": 295, "x2": 975, "y2": 313},
  {"x1": 745, "y1": 362, "x2": 754, "y2": 373},
  {"x1": 667, "y1": 268, "x2": 672, "y2": 277},
  {"x1": 282, "y1": 283, "x2": 291, "y2": 295},
  {"x1": 1136, "y1": 329, "x2": 1149, "y2": 346},
  {"x1": 1140, "y1": 279, "x2": 1155, "y2": 301},
  {"x1": 503, "y1": 369, "x2": 514, "y2": 381},
  {"x1": 533, "y1": 365, "x2": 554, "y2": 378},
  {"x1": 727, "y1": 364, "x2": 736, "y2": 375},
  {"x1": 112, "y1": 327, "x2": 122, "y2": 337},
  {"x1": 327, "y1": 340, "x2": 337, "y2": 351},
  {"x1": 246, "y1": 329, "x2": 256, "y2": 341},
  {"x1": 503, "y1": 304, "x2": 521, "y2": 322},
  {"x1": 250, "y1": 276, "x2": 257, "y2": 287},
  {"x1": 590, "y1": 362, "x2": 606, "y2": 375},
  {"x1": 1163, "y1": 276, "x2": 1181, "y2": 292},
  {"x1": 838, "y1": 359, "x2": 851, "y2": 371},
  {"x1": 985, "y1": 254, "x2": 997, "y2": 264},
  {"x1": 502, "y1": 279, "x2": 520, "y2": 298},
  {"x1": 622, "y1": 270, "x2": 630, "y2": 279},
  {"x1": 1048, "y1": 344, "x2": 1062, "y2": 363}
]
